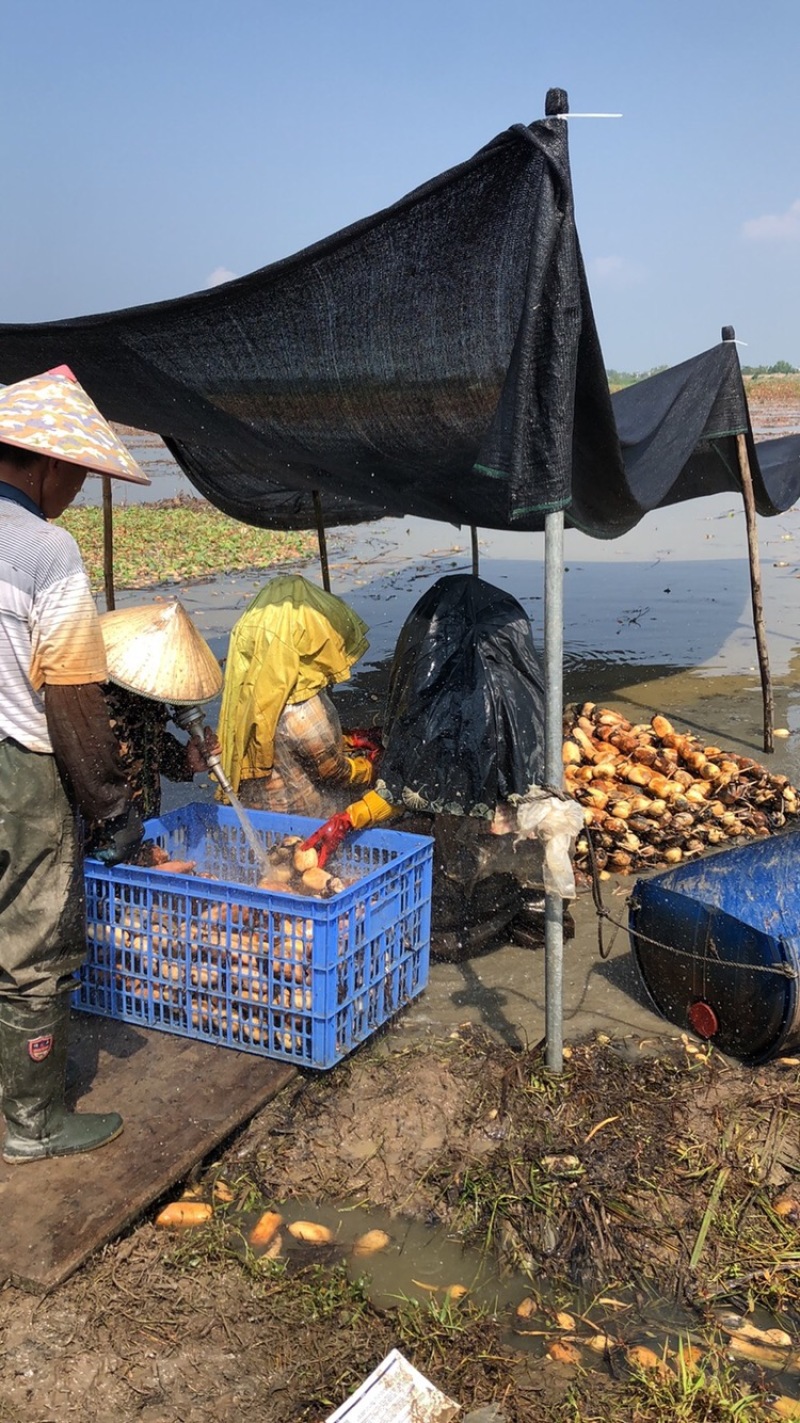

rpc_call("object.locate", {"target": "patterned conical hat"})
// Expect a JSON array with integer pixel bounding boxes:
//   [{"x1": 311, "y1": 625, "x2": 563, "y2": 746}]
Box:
[
  {"x1": 99, "y1": 600, "x2": 223, "y2": 705},
  {"x1": 0, "y1": 366, "x2": 150, "y2": 484}
]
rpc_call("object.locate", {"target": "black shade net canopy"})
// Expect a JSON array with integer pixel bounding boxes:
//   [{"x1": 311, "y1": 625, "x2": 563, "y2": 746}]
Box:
[{"x1": 0, "y1": 106, "x2": 798, "y2": 535}]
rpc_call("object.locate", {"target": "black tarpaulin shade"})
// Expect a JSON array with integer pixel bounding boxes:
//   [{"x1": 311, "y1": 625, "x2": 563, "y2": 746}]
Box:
[
  {"x1": 1, "y1": 118, "x2": 799, "y2": 534},
  {"x1": 599, "y1": 342, "x2": 800, "y2": 539},
  {"x1": 0, "y1": 114, "x2": 617, "y2": 533}
]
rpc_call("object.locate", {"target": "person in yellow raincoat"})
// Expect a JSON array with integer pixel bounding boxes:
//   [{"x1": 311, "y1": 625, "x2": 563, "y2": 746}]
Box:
[
  {"x1": 301, "y1": 573, "x2": 558, "y2": 959},
  {"x1": 216, "y1": 575, "x2": 379, "y2": 817}
]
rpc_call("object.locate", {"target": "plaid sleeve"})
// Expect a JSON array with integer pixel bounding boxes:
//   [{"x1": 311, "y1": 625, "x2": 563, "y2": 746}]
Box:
[{"x1": 289, "y1": 693, "x2": 358, "y2": 788}]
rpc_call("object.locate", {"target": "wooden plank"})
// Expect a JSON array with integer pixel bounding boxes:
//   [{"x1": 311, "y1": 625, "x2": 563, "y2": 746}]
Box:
[{"x1": 0, "y1": 1011, "x2": 296, "y2": 1293}]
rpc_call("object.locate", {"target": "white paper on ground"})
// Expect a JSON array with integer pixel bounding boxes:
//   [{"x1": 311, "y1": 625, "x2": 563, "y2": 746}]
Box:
[{"x1": 324, "y1": 1347, "x2": 460, "y2": 1422}]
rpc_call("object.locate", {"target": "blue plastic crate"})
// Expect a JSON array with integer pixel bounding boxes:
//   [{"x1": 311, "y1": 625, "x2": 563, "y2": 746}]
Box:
[{"x1": 78, "y1": 803, "x2": 432, "y2": 1070}]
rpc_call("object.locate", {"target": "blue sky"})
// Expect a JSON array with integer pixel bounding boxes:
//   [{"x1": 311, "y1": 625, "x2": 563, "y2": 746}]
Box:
[{"x1": 3, "y1": 0, "x2": 798, "y2": 371}]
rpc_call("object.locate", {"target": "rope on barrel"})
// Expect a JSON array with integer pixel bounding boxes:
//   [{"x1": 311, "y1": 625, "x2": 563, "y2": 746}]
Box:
[
  {"x1": 585, "y1": 824, "x2": 620, "y2": 960},
  {"x1": 583, "y1": 828, "x2": 798, "y2": 979}
]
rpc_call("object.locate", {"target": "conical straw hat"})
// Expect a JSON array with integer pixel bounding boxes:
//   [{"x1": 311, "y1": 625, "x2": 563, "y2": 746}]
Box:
[
  {"x1": 99, "y1": 601, "x2": 223, "y2": 705},
  {"x1": 0, "y1": 365, "x2": 150, "y2": 484}
]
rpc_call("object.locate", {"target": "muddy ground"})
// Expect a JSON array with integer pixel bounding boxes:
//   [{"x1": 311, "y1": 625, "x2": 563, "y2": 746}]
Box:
[
  {"x1": 2, "y1": 1023, "x2": 800, "y2": 1422},
  {"x1": 2, "y1": 382, "x2": 800, "y2": 1421}
]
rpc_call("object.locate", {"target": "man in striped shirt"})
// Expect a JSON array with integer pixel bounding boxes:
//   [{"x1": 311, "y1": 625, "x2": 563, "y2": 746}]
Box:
[{"x1": 0, "y1": 366, "x2": 150, "y2": 1165}]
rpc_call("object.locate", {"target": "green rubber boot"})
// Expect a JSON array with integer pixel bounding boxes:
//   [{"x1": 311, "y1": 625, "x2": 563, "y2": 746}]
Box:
[{"x1": 0, "y1": 996, "x2": 123, "y2": 1165}]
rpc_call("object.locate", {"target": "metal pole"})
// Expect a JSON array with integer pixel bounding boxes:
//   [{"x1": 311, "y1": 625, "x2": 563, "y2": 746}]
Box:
[
  {"x1": 542, "y1": 84, "x2": 570, "y2": 1074},
  {"x1": 543, "y1": 509, "x2": 565, "y2": 1072},
  {"x1": 102, "y1": 475, "x2": 115, "y2": 611},
  {"x1": 312, "y1": 490, "x2": 331, "y2": 592},
  {"x1": 470, "y1": 526, "x2": 479, "y2": 575}
]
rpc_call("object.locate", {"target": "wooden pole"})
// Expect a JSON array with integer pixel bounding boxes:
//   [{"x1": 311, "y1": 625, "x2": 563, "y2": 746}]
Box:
[
  {"x1": 312, "y1": 490, "x2": 331, "y2": 592},
  {"x1": 470, "y1": 525, "x2": 479, "y2": 575},
  {"x1": 102, "y1": 475, "x2": 115, "y2": 611},
  {"x1": 736, "y1": 432, "x2": 773, "y2": 753}
]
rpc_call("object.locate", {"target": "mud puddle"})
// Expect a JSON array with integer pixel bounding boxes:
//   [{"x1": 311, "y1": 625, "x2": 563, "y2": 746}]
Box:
[{"x1": 181, "y1": 1190, "x2": 715, "y2": 1373}]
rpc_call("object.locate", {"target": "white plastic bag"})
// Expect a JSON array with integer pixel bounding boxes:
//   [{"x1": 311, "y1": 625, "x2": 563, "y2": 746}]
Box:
[{"x1": 514, "y1": 788, "x2": 585, "y2": 900}]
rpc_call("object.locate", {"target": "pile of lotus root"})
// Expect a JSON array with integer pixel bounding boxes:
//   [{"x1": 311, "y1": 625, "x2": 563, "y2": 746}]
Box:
[{"x1": 564, "y1": 703, "x2": 800, "y2": 875}]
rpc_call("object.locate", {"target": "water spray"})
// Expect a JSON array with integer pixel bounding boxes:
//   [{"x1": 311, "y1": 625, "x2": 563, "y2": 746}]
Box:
[{"x1": 174, "y1": 704, "x2": 271, "y2": 876}]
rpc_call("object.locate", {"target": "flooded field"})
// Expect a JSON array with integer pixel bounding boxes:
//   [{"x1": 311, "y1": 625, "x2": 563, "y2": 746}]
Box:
[{"x1": 103, "y1": 394, "x2": 800, "y2": 787}]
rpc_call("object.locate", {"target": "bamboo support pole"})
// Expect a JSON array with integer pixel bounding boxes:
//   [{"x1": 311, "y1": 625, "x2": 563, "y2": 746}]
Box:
[
  {"x1": 102, "y1": 475, "x2": 115, "y2": 611},
  {"x1": 736, "y1": 432, "x2": 773, "y2": 753},
  {"x1": 312, "y1": 490, "x2": 331, "y2": 592}
]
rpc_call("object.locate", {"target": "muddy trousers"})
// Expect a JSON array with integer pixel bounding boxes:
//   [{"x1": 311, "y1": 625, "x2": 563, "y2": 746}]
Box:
[
  {"x1": 0, "y1": 738, "x2": 86, "y2": 998},
  {"x1": 0, "y1": 740, "x2": 122, "y2": 1163}
]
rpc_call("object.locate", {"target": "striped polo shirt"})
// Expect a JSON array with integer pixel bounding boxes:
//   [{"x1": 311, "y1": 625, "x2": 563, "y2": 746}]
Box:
[{"x1": 0, "y1": 491, "x2": 108, "y2": 753}]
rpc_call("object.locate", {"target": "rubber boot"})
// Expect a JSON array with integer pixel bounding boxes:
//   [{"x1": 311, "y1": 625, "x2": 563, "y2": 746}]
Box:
[{"x1": 0, "y1": 996, "x2": 123, "y2": 1165}]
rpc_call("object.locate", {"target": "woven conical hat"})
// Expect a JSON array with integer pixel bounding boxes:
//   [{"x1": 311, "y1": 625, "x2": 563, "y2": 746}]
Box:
[
  {"x1": 0, "y1": 366, "x2": 150, "y2": 484},
  {"x1": 99, "y1": 601, "x2": 223, "y2": 705}
]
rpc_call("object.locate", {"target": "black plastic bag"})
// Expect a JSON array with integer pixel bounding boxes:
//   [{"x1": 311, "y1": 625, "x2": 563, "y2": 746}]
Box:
[{"x1": 376, "y1": 573, "x2": 545, "y2": 817}]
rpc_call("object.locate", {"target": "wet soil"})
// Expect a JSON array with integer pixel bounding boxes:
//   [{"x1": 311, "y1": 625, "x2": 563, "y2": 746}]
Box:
[{"x1": 2, "y1": 1027, "x2": 800, "y2": 1422}]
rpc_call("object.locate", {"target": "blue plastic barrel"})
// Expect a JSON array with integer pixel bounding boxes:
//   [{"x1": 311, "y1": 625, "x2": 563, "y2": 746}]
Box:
[{"x1": 628, "y1": 830, "x2": 800, "y2": 1064}]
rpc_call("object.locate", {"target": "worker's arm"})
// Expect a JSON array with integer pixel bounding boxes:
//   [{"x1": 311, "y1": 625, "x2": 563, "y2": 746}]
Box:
[
  {"x1": 301, "y1": 790, "x2": 400, "y2": 867},
  {"x1": 46, "y1": 682, "x2": 130, "y2": 821},
  {"x1": 45, "y1": 683, "x2": 143, "y2": 863},
  {"x1": 291, "y1": 695, "x2": 375, "y2": 790},
  {"x1": 182, "y1": 725, "x2": 222, "y2": 777},
  {"x1": 161, "y1": 728, "x2": 199, "y2": 782},
  {"x1": 347, "y1": 790, "x2": 399, "y2": 829},
  {"x1": 32, "y1": 533, "x2": 135, "y2": 824}
]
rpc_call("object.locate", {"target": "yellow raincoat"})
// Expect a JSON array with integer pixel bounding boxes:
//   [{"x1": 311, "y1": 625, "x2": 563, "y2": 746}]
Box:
[{"x1": 217, "y1": 575, "x2": 370, "y2": 795}]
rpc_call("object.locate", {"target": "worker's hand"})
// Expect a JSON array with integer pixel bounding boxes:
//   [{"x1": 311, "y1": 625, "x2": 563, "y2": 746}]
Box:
[
  {"x1": 90, "y1": 804, "x2": 145, "y2": 866},
  {"x1": 343, "y1": 728, "x2": 383, "y2": 763},
  {"x1": 300, "y1": 811, "x2": 354, "y2": 869},
  {"x1": 185, "y1": 726, "x2": 221, "y2": 775}
]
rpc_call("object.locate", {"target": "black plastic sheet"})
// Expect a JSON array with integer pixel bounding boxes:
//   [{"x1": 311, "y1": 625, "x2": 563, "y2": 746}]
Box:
[
  {"x1": 0, "y1": 120, "x2": 798, "y2": 536},
  {"x1": 0, "y1": 114, "x2": 614, "y2": 532},
  {"x1": 376, "y1": 573, "x2": 546, "y2": 817}
]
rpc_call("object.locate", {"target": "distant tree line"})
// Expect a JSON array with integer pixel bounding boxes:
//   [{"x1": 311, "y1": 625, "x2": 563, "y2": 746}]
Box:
[
  {"x1": 607, "y1": 360, "x2": 798, "y2": 388},
  {"x1": 740, "y1": 361, "x2": 798, "y2": 378},
  {"x1": 606, "y1": 366, "x2": 668, "y2": 388}
]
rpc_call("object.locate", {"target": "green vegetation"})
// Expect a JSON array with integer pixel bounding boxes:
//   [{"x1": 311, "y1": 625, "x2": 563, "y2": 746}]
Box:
[
  {"x1": 741, "y1": 360, "x2": 799, "y2": 377},
  {"x1": 608, "y1": 361, "x2": 798, "y2": 389},
  {"x1": 58, "y1": 500, "x2": 316, "y2": 593},
  {"x1": 606, "y1": 365, "x2": 669, "y2": 388}
]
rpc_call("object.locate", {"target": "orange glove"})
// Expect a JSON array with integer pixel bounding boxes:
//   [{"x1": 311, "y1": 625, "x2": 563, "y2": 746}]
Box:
[
  {"x1": 346, "y1": 753, "x2": 375, "y2": 787},
  {"x1": 343, "y1": 729, "x2": 383, "y2": 762}
]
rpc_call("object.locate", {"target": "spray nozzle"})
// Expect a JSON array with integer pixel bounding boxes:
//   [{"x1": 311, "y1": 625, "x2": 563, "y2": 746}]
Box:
[{"x1": 174, "y1": 704, "x2": 233, "y2": 798}]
